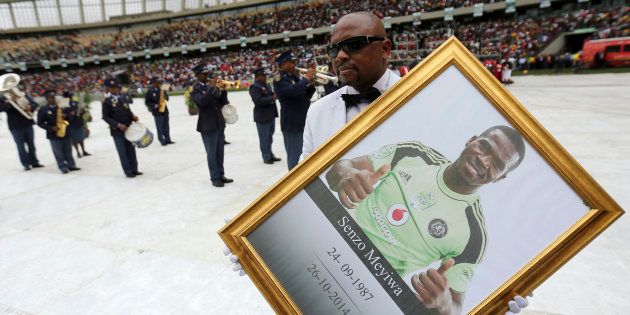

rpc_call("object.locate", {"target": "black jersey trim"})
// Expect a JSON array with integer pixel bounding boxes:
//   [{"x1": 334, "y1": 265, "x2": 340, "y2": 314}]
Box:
[
  {"x1": 453, "y1": 202, "x2": 486, "y2": 265},
  {"x1": 391, "y1": 141, "x2": 448, "y2": 169}
]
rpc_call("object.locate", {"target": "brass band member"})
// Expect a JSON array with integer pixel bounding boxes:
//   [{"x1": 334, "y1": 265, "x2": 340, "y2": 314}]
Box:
[
  {"x1": 64, "y1": 92, "x2": 91, "y2": 158},
  {"x1": 102, "y1": 78, "x2": 142, "y2": 178},
  {"x1": 145, "y1": 77, "x2": 174, "y2": 146},
  {"x1": 37, "y1": 90, "x2": 80, "y2": 174},
  {"x1": 0, "y1": 88, "x2": 44, "y2": 171},
  {"x1": 190, "y1": 63, "x2": 233, "y2": 187}
]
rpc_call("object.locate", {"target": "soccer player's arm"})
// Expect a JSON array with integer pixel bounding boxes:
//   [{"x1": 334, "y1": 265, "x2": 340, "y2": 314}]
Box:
[{"x1": 325, "y1": 144, "x2": 397, "y2": 208}]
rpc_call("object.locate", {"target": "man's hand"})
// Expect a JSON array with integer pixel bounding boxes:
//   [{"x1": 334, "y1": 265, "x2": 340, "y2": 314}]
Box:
[
  {"x1": 117, "y1": 123, "x2": 128, "y2": 132},
  {"x1": 222, "y1": 218, "x2": 246, "y2": 276},
  {"x1": 304, "y1": 68, "x2": 316, "y2": 82},
  {"x1": 334, "y1": 163, "x2": 389, "y2": 209},
  {"x1": 132, "y1": 116, "x2": 139, "y2": 122},
  {"x1": 505, "y1": 292, "x2": 533, "y2": 315},
  {"x1": 412, "y1": 259, "x2": 457, "y2": 314}
]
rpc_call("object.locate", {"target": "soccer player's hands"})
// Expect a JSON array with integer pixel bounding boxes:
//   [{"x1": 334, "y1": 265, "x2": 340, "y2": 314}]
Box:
[
  {"x1": 221, "y1": 217, "x2": 246, "y2": 277},
  {"x1": 505, "y1": 292, "x2": 533, "y2": 314},
  {"x1": 335, "y1": 163, "x2": 390, "y2": 209},
  {"x1": 412, "y1": 259, "x2": 455, "y2": 314}
]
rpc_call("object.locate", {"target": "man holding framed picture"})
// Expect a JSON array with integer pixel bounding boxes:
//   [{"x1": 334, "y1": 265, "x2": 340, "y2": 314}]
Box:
[
  {"x1": 325, "y1": 125, "x2": 526, "y2": 314},
  {"x1": 224, "y1": 12, "x2": 533, "y2": 314}
]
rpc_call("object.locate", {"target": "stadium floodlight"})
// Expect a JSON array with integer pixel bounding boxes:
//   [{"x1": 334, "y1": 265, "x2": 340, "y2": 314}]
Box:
[
  {"x1": 240, "y1": 37, "x2": 247, "y2": 47},
  {"x1": 182, "y1": 45, "x2": 188, "y2": 55},
  {"x1": 283, "y1": 31, "x2": 290, "y2": 42},
  {"x1": 109, "y1": 53, "x2": 116, "y2": 64},
  {"x1": 127, "y1": 51, "x2": 133, "y2": 61},
  {"x1": 200, "y1": 42, "x2": 207, "y2": 52},
  {"x1": 474, "y1": 3, "x2": 484, "y2": 17},
  {"x1": 145, "y1": 49, "x2": 151, "y2": 59},
  {"x1": 383, "y1": 16, "x2": 392, "y2": 29},
  {"x1": 444, "y1": 7, "x2": 454, "y2": 21},
  {"x1": 220, "y1": 39, "x2": 227, "y2": 50},
  {"x1": 413, "y1": 12, "x2": 422, "y2": 26},
  {"x1": 42, "y1": 60, "x2": 50, "y2": 70},
  {"x1": 261, "y1": 34, "x2": 268, "y2": 45}
]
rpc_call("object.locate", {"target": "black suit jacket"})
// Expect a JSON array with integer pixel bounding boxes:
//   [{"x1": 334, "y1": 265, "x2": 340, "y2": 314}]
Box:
[
  {"x1": 191, "y1": 81, "x2": 226, "y2": 133},
  {"x1": 249, "y1": 81, "x2": 278, "y2": 123},
  {"x1": 102, "y1": 94, "x2": 135, "y2": 137}
]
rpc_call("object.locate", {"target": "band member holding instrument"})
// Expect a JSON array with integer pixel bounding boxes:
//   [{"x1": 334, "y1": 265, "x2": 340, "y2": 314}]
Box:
[
  {"x1": 145, "y1": 77, "x2": 174, "y2": 146},
  {"x1": 273, "y1": 50, "x2": 316, "y2": 170},
  {"x1": 249, "y1": 67, "x2": 281, "y2": 165},
  {"x1": 191, "y1": 63, "x2": 233, "y2": 188},
  {"x1": 37, "y1": 90, "x2": 79, "y2": 174},
  {"x1": 64, "y1": 92, "x2": 91, "y2": 158},
  {"x1": 102, "y1": 78, "x2": 142, "y2": 178},
  {"x1": 0, "y1": 91, "x2": 44, "y2": 171}
]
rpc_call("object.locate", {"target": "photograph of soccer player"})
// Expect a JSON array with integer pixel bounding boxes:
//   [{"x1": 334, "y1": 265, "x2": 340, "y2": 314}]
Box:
[{"x1": 325, "y1": 125, "x2": 526, "y2": 314}]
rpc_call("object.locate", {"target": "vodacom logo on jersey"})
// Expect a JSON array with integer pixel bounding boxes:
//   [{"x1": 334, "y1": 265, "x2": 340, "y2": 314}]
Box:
[{"x1": 386, "y1": 203, "x2": 409, "y2": 226}]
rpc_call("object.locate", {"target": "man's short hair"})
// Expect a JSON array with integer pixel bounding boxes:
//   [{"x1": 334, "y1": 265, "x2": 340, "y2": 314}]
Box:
[{"x1": 481, "y1": 125, "x2": 526, "y2": 172}]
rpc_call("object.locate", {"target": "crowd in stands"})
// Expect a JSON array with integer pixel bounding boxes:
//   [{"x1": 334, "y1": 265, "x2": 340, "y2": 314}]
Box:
[
  {"x1": 1, "y1": 0, "x2": 494, "y2": 63},
  {"x1": 8, "y1": 4, "x2": 630, "y2": 95}
]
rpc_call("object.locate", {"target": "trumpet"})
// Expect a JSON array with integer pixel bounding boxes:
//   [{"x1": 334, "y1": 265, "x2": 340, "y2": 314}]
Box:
[
  {"x1": 297, "y1": 66, "x2": 338, "y2": 85},
  {"x1": 217, "y1": 80, "x2": 240, "y2": 89}
]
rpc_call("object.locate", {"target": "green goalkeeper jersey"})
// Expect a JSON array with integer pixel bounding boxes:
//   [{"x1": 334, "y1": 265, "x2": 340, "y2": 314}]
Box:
[{"x1": 347, "y1": 141, "x2": 487, "y2": 293}]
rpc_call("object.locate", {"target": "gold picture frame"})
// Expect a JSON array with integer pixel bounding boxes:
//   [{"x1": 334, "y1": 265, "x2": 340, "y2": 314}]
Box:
[{"x1": 220, "y1": 37, "x2": 624, "y2": 314}]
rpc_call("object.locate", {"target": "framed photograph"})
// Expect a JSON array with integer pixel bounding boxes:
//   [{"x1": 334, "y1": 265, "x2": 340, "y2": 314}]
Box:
[{"x1": 220, "y1": 37, "x2": 624, "y2": 314}]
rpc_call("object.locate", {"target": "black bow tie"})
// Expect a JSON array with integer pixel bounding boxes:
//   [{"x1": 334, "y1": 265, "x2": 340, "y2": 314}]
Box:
[{"x1": 341, "y1": 87, "x2": 382, "y2": 110}]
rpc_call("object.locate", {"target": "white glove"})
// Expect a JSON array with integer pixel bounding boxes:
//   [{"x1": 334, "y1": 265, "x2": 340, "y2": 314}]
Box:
[
  {"x1": 222, "y1": 217, "x2": 246, "y2": 276},
  {"x1": 505, "y1": 292, "x2": 533, "y2": 315}
]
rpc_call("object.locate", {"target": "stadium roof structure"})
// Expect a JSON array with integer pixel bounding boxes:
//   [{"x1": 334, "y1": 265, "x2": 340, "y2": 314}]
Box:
[{"x1": 0, "y1": 0, "x2": 279, "y2": 32}]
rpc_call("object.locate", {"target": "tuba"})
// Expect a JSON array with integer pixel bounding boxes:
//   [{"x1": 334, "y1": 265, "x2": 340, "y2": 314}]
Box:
[{"x1": 0, "y1": 73, "x2": 35, "y2": 120}]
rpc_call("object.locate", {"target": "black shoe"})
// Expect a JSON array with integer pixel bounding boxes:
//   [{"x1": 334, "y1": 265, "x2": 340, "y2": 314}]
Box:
[
  {"x1": 264, "y1": 160, "x2": 274, "y2": 164},
  {"x1": 224, "y1": 141, "x2": 231, "y2": 145},
  {"x1": 32, "y1": 163, "x2": 44, "y2": 168},
  {"x1": 83, "y1": 152, "x2": 91, "y2": 156},
  {"x1": 133, "y1": 171, "x2": 143, "y2": 176},
  {"x1": 271, "y1": 155, "x2": 282, "y2": 162},
  {"x1": 61, "y1": 168, "x2": 70, "y2": 174},
  {"x1": 220, "y1": 176, "x2": 233, "y2": 183},
  {"x1": 78, "y1": 153, "x2": 82, "y2": 158},
  {"x1": 166, "y1": 141, "x2": 175, "y2": 144},
  {"x1": 161, "y1": 142, "x2": 167, "y2": 146},
  {"x1": 24, "y1": 165, "x2": 31, "y2": 171},
  {"x1": 68, "y1": 167, "x2": 81, "y2": 171},
  {"x1": 212, "y1": 180, "x2": 224, "y2": 187},
  {"x1": 126, "y1": 173, "x2": 136, "y2": 178}
]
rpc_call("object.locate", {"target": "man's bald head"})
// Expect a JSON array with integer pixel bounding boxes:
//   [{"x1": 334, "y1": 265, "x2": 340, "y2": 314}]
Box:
[
  {"x1": 329, "y1": 12, "x2": 391, "y2": 92},
  {"x1": 332, "y1": 12, "x2": 386, "y2": 39}
]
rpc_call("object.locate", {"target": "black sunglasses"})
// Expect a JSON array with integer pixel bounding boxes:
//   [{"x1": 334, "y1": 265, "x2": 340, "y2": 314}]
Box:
[{"x1": 326, "y1": 36, "x2": 385, "y2": 58}]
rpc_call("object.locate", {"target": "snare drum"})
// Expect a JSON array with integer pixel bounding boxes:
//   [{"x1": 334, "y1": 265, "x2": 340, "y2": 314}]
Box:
[{"x1": 124, "y1": 122, "x2": 154, "y2": 148}]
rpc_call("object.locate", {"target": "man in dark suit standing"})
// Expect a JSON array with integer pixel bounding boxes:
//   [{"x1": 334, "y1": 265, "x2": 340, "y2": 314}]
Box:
[
  {"x1": 248, "y1": 67, "x2": 281, "y2": 165},
  {"x1": 190, "y1": 63, "x2": 233, "y2": 188},
  {"x1": 272, "y1": 51, "x2": 316, "y2": 170},
  {"x1": 0, "y1": 91, "x2": 44, "y2": 171},
  {"x1": 37, "y1": 90, "x2": 80, "y2": 174},
  {"x1": 145, "y1": 77, "x2": 174, "y2": 146},
  {"x1": 102, "y1": 78, "x2": 142, "y2": 178}
]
